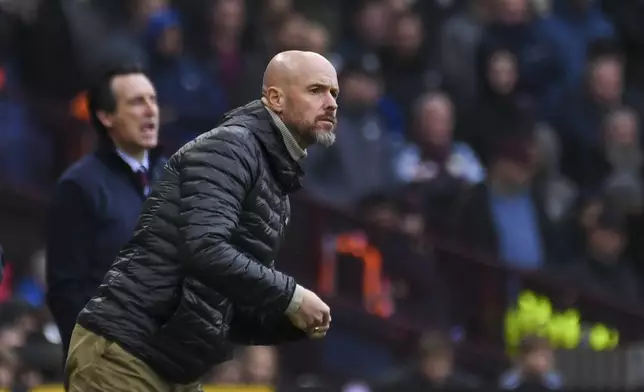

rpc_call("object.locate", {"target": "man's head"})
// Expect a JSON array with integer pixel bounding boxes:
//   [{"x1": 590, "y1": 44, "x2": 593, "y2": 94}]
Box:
[
  {"x1": 605, "y1": 106, "x2": 641, "y2": 159},
  {"x1": 303, "y1": 21, "x2": 331, "y2": 56},
  {"x1": 358, "y1": 194, "x2": 401, "y2": 230},
  {"x1": 489, "y1": 135, "x2": 537, "y2": 190},
  {"x1": 517, "y1": 336, "x2": 555, "y2": 376},
  {"x1": 147, "y1": 10, "x2": 183, "y2": 57},
  {"x1": 340, "y1": 61, "x2": 382, "y2": 110},
  {"x1": 413, "y1": 92, "x2": 454, "y2": 148},
  {"x1": 273, "y1": 14, "x2": 308, "y2": 53},
  {"x1": 211, "y1": 0, "x2": 246, "y2": 36},
  {"x1": 604, "y1": 107, "x2": 639, "y2": 147},
  {"x1": 88, "y1": 65, "x2": 159, "y2": 156},
  {"x1": 262, "y1": 50, "x2": 339, "y2": 147},
  {"x1": 486, "y1": 50, "x2": 518, "y2": 95},
  {"x1": 355, "y1": 1, "x2": 390, "y2": 47},
  {"x1": 588, "y1": 54, "x2": 623, "y2": 104},
  {"x1": 391, "y1": 13, "x2": 424, "y2": 57},
  {"x1": 587, "y1": 208, "x2": 626, "y2": 264}
]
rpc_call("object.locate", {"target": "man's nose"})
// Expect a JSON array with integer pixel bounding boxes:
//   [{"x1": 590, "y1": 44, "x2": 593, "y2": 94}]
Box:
[{"x1": 325, "y1": 93, "x2": 338, "y2": 111}]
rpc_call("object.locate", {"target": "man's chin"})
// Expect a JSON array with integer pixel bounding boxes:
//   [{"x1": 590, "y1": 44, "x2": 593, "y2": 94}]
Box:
[
  {"x1": 314, "y1": 130, "x2": 336, "y2": 147},
  {"x1": 140, "y1": 140, "x2": 159, "y2": 150}
]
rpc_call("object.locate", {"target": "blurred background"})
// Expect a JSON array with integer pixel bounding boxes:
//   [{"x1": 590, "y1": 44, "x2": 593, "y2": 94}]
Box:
[{"x1": 2, "y1": 0, "x2": 644, "y2": 390}]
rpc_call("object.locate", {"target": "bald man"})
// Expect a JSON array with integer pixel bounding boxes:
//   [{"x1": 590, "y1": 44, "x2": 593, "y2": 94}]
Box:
[{"x1": 64, "y1": 51, "x2": 338, "y2": 392}]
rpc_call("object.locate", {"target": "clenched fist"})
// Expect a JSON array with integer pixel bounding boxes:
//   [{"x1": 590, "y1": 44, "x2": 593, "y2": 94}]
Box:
[{"x1": 286, "y1": 286, "x2": 331, "y2": 338}]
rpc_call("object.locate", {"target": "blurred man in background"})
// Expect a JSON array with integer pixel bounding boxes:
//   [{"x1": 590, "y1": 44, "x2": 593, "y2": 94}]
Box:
[
  {"x1": 499, "y1": 335, "x2": 563, "y2": 390},
  {"x1": 45, "y1": 65, "x2": 166, "y2": 357},
  {"x1": 64, "y1": 50, "x2": 336, "y2": 391}
]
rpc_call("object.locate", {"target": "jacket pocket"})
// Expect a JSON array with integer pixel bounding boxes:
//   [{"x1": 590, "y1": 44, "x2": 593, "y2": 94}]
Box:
[{"x1": 146, "y1": 283, "x2": 233, "y2": 381}]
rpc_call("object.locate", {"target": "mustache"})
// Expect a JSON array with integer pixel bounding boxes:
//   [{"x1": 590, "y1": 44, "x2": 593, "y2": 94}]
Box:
[{"x1": 317, "y1": 115, "x2": 337, "y2": 124}]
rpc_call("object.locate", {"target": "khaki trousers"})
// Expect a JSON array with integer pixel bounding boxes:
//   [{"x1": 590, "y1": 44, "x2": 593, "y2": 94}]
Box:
[{"x1": 65, "y1": 324, "x2": 203, "y2": 392}]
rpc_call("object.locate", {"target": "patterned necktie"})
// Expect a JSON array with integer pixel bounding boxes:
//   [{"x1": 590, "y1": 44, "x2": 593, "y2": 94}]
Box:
[{"x1": 137, "y1": 169, "x2": 149, "y2": 196}]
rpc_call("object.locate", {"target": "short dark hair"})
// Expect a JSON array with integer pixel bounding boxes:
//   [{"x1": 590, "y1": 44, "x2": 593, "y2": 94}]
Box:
[
  {"x1": 87, "y1": 64, "x2": 147, "y2": 139},
  {"x1": 518, "y1": 335, "x2": 551, "y2": 357}
]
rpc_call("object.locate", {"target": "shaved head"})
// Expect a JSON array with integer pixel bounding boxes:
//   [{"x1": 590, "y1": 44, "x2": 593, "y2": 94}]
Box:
[{"x1": 262, "y1": 50, "x2": 339, "y2": 147}]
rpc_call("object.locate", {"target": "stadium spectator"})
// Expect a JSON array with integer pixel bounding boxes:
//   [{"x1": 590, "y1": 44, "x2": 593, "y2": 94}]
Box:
[
  {"x1": 499, "y1": 335, "x2": 563, "y2": 390},
  {"x1": 454, "y1": 135, "x2": 563, "y2": 269}
]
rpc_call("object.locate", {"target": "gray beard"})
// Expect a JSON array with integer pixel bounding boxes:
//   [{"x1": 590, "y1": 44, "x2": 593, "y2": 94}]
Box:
[{"x1": 314, "y1": 130, "x2": 336, "y2": 147}]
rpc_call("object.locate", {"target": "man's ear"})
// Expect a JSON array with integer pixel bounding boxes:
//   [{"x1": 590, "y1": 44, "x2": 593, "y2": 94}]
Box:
[
  {"x1": 265, "y1": 87, "x2": 284, "y2": 114},
  {"x1": 96, "y1": 111, "x2": 114, "y2": 129}
]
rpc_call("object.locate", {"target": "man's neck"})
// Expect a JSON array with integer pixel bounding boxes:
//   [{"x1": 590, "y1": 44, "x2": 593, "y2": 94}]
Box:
[
  {"x1": 113, "y1": 142, "x2": 147, "y2": 164},
  {"x1": 261, "y1": 99, "x2": 309, "y2": 149},
  {"x1": 289, "y1": 127, "x2": 307, "y2": 149}
]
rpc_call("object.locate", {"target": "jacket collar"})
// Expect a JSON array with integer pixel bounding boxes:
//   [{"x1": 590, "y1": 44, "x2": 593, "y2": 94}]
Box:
[
  {"x1": 95, "y1": 138, "x2": 166, "y2": 181},
  {"x1": 219, "y1": 100, "x2": 304, "y2": 193}
]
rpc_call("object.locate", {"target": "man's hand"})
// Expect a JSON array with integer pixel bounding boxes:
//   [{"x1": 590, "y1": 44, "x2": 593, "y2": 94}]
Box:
[{"x1": 287, "y1": 287, "x2": 331, "y2": 338}]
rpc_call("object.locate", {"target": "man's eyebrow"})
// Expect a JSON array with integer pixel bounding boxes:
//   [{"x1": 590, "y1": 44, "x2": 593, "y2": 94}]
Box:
[{"x1": 308, "y1": 83, "x2": 340, "y2": 92}]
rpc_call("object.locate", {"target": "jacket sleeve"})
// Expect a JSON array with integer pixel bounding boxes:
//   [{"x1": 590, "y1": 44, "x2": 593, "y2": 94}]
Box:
[
  {"x1": 228, "y1": 304, "x2": 308, "y2": 345},
  {"x1": 45, "y1": 179, "x2": 96, "y2": 348},
  {"x1": 178, "y1": 131, "x2": 296, "y2": 313}
]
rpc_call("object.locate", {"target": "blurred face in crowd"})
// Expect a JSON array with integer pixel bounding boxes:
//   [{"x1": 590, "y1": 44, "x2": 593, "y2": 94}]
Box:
[
  {"x1": 362, "y1": 203, "x2": 401, "y2": 230},
  {"x1": 98, "y1": 74, "x2": 159, "y2": 154},
  {"x1": 392, "y1": 14, "x2": 424, "y2": 56},
  {"x1": 589, "y1": 57, "x2": 623, "y2": 103},
  {"x1": 304, "y1": 23, "x2": 330, "y2": 55},
  {"x1": 492, "y1": 154, "x2": 536, "y2": 189},
  {"x1": 341, "y1": 72, "x2": 382, "y2": 109},
  {"x1": 487, "y1": 50, "x2": 518, "y2": 95},
  {"x1": 356, "y1": 1, "x2": 390, "y2": 46},
  {"x1": 212, "y1": 0, "x2": 246, "y2": 34},
  {"x1": 605, "y1": 109, "x2": 639, "y2": 146},
  {"x1": 580, "y1": 199, "x2": 603, "y2": 229},
  {"x1": 496, "y1": 0, "x2": 529, "y2": 25},
  {"x1": 264, "y1": 0, "x2": 292, "y2": 19},
  {"x1": 521, "y1": 348, "x2": 554, "y2": 375},
  {"x1": 275, "y1": 14, "x2": 308, "y2": 51},
  {"x1": 0, "y1": 326, "x2": 25, "y2": 349},
  {"x1": 415, "y1": 94, "x2": 454, "y2": 148},
  {"x1": 158, "y1": 25, "x2": 183, "y2": 56},
  {"x1": 589, "y1": 227, "x2": 624, "y2": 263},
  {"x1": 604, "y1": 109, "x2": 641, "y2": 172},
  {"x1": 421, "y1": 352, "x2": 454, "y2": 383},
  {"x1": 241, "y1": 347, "x2": 277, "y2": 384}
]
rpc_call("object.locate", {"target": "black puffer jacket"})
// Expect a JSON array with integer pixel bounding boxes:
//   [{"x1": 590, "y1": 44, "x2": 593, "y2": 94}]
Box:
[{"x1": 77, "y1": 100, "x2": 307, "y2": 383}]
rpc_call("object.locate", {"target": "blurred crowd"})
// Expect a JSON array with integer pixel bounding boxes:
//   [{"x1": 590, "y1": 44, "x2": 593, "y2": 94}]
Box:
[{"x1": 1, "y1": 0, "x2": 644, "y2": 390}]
